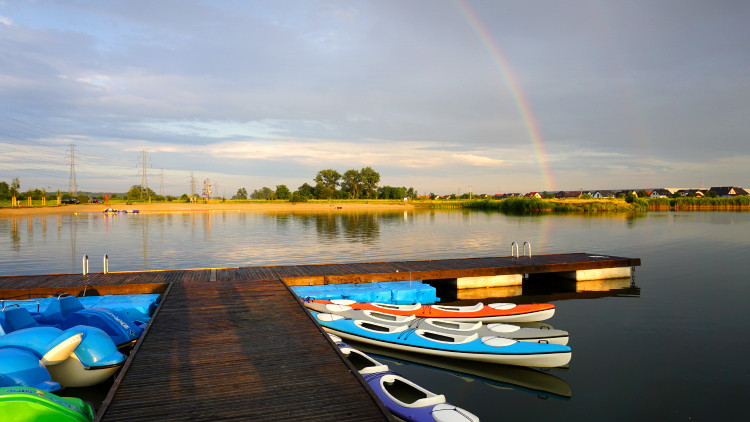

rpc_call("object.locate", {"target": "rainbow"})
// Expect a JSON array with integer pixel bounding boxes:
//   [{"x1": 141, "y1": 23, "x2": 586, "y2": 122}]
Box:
[{"x1": 450, "y1": 0, "x2": 553, "y2": 192}]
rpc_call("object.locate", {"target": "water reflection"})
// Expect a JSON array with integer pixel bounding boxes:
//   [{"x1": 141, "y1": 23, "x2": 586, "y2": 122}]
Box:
[
  {"x1": 436, "y1": 276, "x2": 641, "y2": 303},
  {"x1": 350, "y1": 340, "x2": 572, "y2": 400}
]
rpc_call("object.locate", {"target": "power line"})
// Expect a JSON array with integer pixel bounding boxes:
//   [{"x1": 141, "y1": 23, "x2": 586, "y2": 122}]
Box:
[
  {"x1": 68, "y1": 144, "x2": 78, "y2": 196},
  {"x1": 139, "y1": 150, "x2": 150, "y2": 199}
]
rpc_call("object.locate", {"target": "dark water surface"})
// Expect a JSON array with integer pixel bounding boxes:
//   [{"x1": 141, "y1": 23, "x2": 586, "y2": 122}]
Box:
[{"x1": 1, "y1": 210, "x2": 748, "y2": 420}]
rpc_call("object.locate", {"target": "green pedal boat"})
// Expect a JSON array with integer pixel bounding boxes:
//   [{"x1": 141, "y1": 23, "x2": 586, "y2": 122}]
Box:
[{"x1": 0, "y1": 387, "x2": 94, "y2": 422}]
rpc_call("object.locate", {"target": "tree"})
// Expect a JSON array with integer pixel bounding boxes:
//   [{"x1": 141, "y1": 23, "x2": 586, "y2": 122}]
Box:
[
  {"x1": 250, "y1": 187, "x2": 274, "y2": 200},
  {"x1": 10, "y1": 177, "x2": 20, "y2": 198},
  {"x1": 705, "y1": 190, "x2": 717, "y2": 198},
  {"x1": 378, "y1": 186, "x2": 407, "y2": 199},
  {"x1": 359, "y1": 167, "x2": 380, "y2": 198},
  {"x1": 314, "y1": 182, "x2": 335, "y2": 200},
  {"x1": 127, "y1": 185, "x2": 156, "y2": 200},
  {"x1": 275, "y1": 185, "x2": 291, "y2": 200},
  {"x1": 0, "y1": 181, "x2": 10, "y2": 200},
  {"x1": 297, "y1": 183, "x2": 314, "y2": 199},
  {"x1": 624, "y1": 192, "x2": 637, "y2": 203},
  {"x1": 314, "y1": 169, "x2": 341, "y2": 192},
  {"x1": 234, "y1": 188, "x2": 248, "y2": 200},
  {"x1": 340, "y1": 169, "x2": 362, "y2": 199}
]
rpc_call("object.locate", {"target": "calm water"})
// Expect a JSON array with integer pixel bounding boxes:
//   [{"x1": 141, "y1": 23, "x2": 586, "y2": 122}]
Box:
[{"x1": 1, "y1": 209, "x2": 749, "y2": 420}]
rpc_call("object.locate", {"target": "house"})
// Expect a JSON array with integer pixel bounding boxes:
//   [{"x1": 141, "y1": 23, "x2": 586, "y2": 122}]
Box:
[
  {"x1": 709, "y1": 186, "x2": 748, "y2": 198},
  {"x1": 524, "y1": 192, "x2": 542, "y2": 199},
  {"x1": 676, "y1": 189, "x2": 704, "y2": 197},
  {"x1": 564, "y1": 191, "x2": 581, "y2": 199},
  {"x1": 649, "y1": 189, "x2": 672, "y2": 198}
]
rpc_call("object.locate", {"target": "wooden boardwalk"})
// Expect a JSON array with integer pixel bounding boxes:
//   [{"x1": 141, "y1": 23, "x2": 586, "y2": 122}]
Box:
[
  {"x1": 0, "y1": 253, "x2": 640, "y2": 421},
  {"x1": 97, "y1": 280, "x2": 391, "y2": 421}
]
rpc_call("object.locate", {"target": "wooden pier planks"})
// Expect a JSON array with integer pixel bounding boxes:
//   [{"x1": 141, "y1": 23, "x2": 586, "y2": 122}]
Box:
[
  {"x1": 97, "y1": 280, "x2": 392, "y2": 421},
  {"x1": 0, "y1": 253, "x2": 641, "y2": 289}
]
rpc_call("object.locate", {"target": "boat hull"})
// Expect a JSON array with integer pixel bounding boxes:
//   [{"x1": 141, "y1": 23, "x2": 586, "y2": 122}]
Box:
[
  {"x1": 314, "y1": 312, "x2": 572, "y2": 368},
  {"x1": 307, "y1": 298, "x2": 555, "y2": 322}
]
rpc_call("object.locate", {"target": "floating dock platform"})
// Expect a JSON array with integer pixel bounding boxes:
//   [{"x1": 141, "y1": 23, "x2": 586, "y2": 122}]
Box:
[{"x1": 0, "y1": 252, "x2": 640, "y2": 421}]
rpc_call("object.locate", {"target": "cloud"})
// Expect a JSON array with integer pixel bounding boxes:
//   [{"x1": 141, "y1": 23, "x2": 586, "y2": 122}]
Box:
[
  {"x1": 1, "y1": 1, "x2": 749, "y2": 195},
  {"x1": 451, "y1": 154, "x2": 504, "y2": 167}
]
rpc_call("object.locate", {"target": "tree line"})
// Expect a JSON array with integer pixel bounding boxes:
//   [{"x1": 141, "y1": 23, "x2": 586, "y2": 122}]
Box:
[
  {"x1": 233, "y1": 167, "x2": 416, "y2": 201},
  {"x1": 1, "y1": 167, "x2": 416, "y2": 204}
]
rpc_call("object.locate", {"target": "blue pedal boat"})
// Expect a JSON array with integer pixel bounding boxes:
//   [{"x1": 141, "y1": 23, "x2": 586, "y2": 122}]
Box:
[
  {"x1": 0, "y1": 348, "x2": 62, "y2": 392},
  {"x1": 0, "y1": 324, "x2": 126, "y2": 387},
  {"x1": 2, "y1": 297, "x2": 145, "y2": 349}
]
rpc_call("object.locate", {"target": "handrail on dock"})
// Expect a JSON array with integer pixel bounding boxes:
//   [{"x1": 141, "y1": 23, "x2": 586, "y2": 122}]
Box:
[
  {"x1": 523, "y1": 241, "x2": 532, "y2": 258},
  {"x1": 82, "y1": 254, "x2": 89, "y2": 276},
  {"x1": 511, "y1": 242, "x2": 519, "y2": 258},
  {"x1": 103, "y1": 254, "x2": 109, "y2": 274}
]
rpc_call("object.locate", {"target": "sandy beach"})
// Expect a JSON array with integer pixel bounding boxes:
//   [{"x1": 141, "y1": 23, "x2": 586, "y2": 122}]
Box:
[{"x1": 0, "y1": 201, "x2": 416, "y2": 216}]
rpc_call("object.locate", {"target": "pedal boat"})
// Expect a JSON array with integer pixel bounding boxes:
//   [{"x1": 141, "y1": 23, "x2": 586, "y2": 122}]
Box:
[
  {"x1": 0, "y1": 386, "x2": 94, "y2": 422},
  {"x1": 304, "y1": 298, "x2": 555, "y2": 323},
  {"x1": 3, "y1": 297, "x2": 145, "y2": 349},
  {"x1": 313, "y1": 311, "x2": 571, "y2": 368},
  {"x1": 0, "y1": 325, "x2": 126, "y2": 387}
]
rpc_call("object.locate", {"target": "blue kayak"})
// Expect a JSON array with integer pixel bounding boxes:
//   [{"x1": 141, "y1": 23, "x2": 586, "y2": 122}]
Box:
[
  {"x1": 331, "y1": 335, "x2": 478, "y2": 422},
  {"x1": 313, "y1": 311, "x2": 572, "y2": 368}
]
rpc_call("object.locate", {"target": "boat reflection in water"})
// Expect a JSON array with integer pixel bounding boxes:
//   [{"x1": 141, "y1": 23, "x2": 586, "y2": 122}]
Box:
[
  {"x1": 436, "y1": 275, "x2": 640, "y2": 303},
  {"x1": 346, "y1": 339, "x2": 572, "y2": 401}
]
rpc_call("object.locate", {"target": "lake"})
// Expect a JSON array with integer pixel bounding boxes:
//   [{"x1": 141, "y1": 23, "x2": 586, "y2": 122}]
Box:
[{"x1": 1, "y1": 209, "x2": 748, "y2": 421}]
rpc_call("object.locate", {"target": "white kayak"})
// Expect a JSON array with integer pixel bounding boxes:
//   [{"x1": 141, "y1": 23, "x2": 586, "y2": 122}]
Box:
[{"x1": 307, "y1": 301, "x2": 568, "y2": 345}]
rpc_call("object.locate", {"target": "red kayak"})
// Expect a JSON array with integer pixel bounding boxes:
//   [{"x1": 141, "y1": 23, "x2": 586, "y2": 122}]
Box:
[{"x1": 302, "y1": 298, "x2": 555, "y2": 323}]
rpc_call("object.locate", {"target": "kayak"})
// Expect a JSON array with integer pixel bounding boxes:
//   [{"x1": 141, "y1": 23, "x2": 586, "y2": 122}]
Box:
[
  {"x1": 330, "y1": 335, "x2": 479, "y2": 422},
  {"x1": 0, "y1": 386, "x2": 94, "y2": 422},
  {"x1": 304, "y1": 298, "x2": 555, "y2": 323},
  {"x1": 314, "y1": 311, "x2": 571, "y2": 368},
  {"x1": 349, "y1": 340, "x2": 573, "y2": 400},
  {"x1": 306, "y1": 301, "x2": 568, "y2": 345}
]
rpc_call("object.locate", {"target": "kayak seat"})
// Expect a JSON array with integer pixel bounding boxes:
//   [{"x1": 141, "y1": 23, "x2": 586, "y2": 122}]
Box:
[
  {"x1": 380, "y1": 374, "x2": 446, "y2": 408},
  {"x1": 433, "y1": 302, "x2": 483, "y2": 312}
]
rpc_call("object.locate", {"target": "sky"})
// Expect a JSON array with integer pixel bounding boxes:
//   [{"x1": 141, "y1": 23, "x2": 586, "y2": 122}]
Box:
[{"x1": 1, "y1": 0, "x2": 749, "y2": 197}]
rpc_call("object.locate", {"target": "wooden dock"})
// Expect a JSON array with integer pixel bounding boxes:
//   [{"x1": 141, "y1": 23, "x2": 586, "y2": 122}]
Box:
[{"x1": 0, "y1": 253, "x2": 640, "y2": 421}]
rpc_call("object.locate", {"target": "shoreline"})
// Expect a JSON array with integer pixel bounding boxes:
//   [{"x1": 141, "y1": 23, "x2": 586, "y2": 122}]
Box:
[{"x1": 0, "y1": 201, "x2": 416, "y2": 216}]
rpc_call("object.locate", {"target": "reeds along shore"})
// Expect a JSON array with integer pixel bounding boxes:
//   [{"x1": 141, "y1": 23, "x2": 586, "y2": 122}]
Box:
[
  {"x1": 460, "y1": 196, "x2": 750, "y2": 213},
  {"x1": 1, "y1": 196, "x2": 749, "y2": 216}
]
